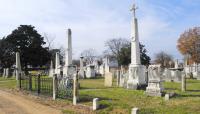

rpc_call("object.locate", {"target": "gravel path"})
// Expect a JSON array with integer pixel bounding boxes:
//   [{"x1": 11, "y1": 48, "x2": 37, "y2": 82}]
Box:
[{"x1": 0, "y1": 90, "x2": 62, "y2": 114}]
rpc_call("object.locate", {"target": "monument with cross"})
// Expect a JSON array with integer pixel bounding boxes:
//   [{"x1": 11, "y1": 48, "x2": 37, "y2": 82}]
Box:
[{"x1": 127, "y1": 0, "x2": 147, "y2": 89}]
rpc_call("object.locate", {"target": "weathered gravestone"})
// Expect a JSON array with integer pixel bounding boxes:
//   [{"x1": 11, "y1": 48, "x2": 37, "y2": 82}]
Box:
[
  {"x1": 104, "y1": 72, "x2": 113, "y2": 87},
  {"x1": 146, "y1": 65, "x2": 164, "y2": 97},
  {"x1": 86, "y1": 65, "x2": 96, "y2": 78},
  {"x1": 162, "y1": 69, "x2": 172, "y2": 82},
  {"x1": 79, "y1": 56, "x2": 85, "y2": 79}
]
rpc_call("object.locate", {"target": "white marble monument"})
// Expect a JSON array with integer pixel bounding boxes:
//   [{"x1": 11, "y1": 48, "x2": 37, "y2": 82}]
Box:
[
  {"x1": 146, "y1": 65, "x2": 164, "y2": 97},
  {"x1": 79, "y1": 56, "x2": 85, "y2": 78},
  {"x1": 63, "y1": 29, "x2": 73, "y2": 77},
  {"x1": 127, "y1": 2, "x2": 146, "y2": 89}
]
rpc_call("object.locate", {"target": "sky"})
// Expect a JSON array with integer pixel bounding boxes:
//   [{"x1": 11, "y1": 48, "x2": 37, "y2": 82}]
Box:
[{"x1": 0, "y1": 0, "x2": 200, "y2": 61}]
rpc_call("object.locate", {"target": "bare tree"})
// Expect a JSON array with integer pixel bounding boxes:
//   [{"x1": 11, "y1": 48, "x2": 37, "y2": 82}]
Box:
[
  {"x1": 44, "y1": 33, "x2": 55, "y2": 50},
  {"x1": 81, "y1": 49, "x2": 97, "y2": 64},
  {"x1": 154, "y1": 51, "x2": 173, "y2": 68},
  {"x1": 104, "y1": 38, "x2": 129, "y2": 65}
]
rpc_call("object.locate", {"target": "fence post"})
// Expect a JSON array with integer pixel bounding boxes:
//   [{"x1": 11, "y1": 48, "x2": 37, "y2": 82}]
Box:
[
  {"x1": 29, "y1": 75, "x2": 32, "y2": 91},
  {"x1": 53, "y1": 74, "x2": 57, "y2": 100},
  {"x1": 37, "y1": 74, "x2": 41, "y2": 95},
  {"x1": 73, "y1": 72, "x2": 79, "y2": 105},
  {"x1": 19, "y1": 73, "x2": 22, "y2": 89}
]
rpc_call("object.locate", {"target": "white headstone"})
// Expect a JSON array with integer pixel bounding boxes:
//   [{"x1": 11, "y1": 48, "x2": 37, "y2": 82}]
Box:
[
  {"x1": 146, "y1": 65, "x2": 164, "y2": 97},
  {"x1": 86, "y1": 65, "x2": 96, "y2": 78},
  {"x1": 79, "y1": 56, "x2": 85, "y2": 78},
  {"x1": 93, "y1": 98, "x2": 99, "y2": 111}
]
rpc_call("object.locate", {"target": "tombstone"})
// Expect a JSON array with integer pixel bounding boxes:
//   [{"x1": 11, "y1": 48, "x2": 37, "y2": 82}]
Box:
[
  {"x1": 146, "y1": 65, "x2": 164, "y2": 97},
  {"x1": 67, "y1": 65, "x2": 77, "y2": 78},
  {"x1": 5, "y1": 68, "x2": 10, "y2": 78},
  {"x1": 127, "y1": 2, "x2": 146, "y2": 89},
  {"x1": 171, "y1": 70, "x2": 181, "y2": 82},
  {"x1": 131, "y1": 108, "x2": 139, "y2": 114},
  {"x1": 2, "y1": 68, "x2": 6, "y2": 78},
  {"x1": 93, "y1": 98, "x2": 99, "y2": 111},
  {"x1": 163, "y1": 69, "x2": 172, "y2": 82},
  {"x1": 104, "y1": 72, "x2": 113, "y2": 87},
  {"x1": 164, "y1": 94, "x2": 170, "y2": 101},
  {"x1": 16, "y1": 52, "x2": 22, "y2": 80},
  {"x1": 49, "y1": 60, "x2": 54, "y2": 77},
  {"x1": 79, "y1": 56, "x2": 85, "y2": 79},
  {"x1": 55, "y1": 52, "x2": 61, "y2": 75},
  {"x1": 63, "y1": 29, "x2": 73, "y2": 76},
  {"x1": 86, "y1": 65, "x2": 96, "y2": 78}
]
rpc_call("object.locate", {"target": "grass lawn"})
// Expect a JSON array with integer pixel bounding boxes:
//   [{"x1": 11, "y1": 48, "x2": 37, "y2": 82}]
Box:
[
  {"x1": 0, "y1": 77, "x2": 16, "y2": 89},
  {"x1": 1, "y1": 76, "x2": 200, "y2": 114},
  {"x1": 79, "y1": 78, "x2": 200, "y2": 114}
]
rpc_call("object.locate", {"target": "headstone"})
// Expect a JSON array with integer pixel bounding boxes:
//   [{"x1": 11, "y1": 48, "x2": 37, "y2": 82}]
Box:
[
  {"x1": 93, "y1": 98, "x2": 99, "y2": 111},
  {"x1": 67, "y1": 65, "x2": 77, "y2": 78},
  {"x1": 63, "y1": 29, "x2": 73, "y2": 76},
  {"x1": 127, "y1": 2, "x2": 146, "y2": 89},
  {"x1": 5, "y1": 68, "x2": 10, "y2": 78},
  {"x1": 171, "y1": 70, "x2": 181, "y2": 82},
  {"x1": 104, "y1": 72, "x2": 113, "y2": 87},
  {"x1": 49, "y1": 60, "x2": 54, "y2": 77},
  {"x1": 3, "y1": 68, "x2": 6, "y2": 78},
  {"x1": 16, "y1": 52, "x2": 22, "y2": 80},
  {"x1": 163, "y1": 69, "x2": 172, "y2": 82},
  {"x1": 79, "y1": 56, "x2": 85, "y2": 79},
  {"x1": 86, "y1": 65, "x2": 96, "y2": 78},
  {"x1": 146, "y1": 65, "x2": 164, "y2": 97},
  {"x1": 164, "y1": 94, "x2": 170, "y2": 101},
  {"x1": 131, "y1": 108, "x2": 139, "y2": 114}
]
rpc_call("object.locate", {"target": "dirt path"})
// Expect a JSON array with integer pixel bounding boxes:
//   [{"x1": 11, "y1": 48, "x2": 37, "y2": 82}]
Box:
[{"x1": 0, "y1": 90, "x2": 62, "y2": 114}]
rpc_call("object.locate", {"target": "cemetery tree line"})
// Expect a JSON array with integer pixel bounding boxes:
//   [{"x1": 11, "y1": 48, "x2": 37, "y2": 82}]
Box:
[
  {"x1": 177, "y1": 27, "x2": 200, "y2": 64},
  {"x1": 105, "y1": 38, "x2": 151, "y2": 66},
  {"x1": 0, "y1": 25, "x2": 51, "y2": 72}
]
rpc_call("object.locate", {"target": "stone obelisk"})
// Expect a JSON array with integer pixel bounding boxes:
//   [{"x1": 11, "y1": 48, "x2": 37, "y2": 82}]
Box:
[
  {"x1": 63, "y1": 29, "x2": 73, "y2": 76},
  {"x1": 55, "y1": 52, "x2": 60, "y2": 75},
  {"x1": 127, "y1": 1, "x2": 147, "y2": 89}
]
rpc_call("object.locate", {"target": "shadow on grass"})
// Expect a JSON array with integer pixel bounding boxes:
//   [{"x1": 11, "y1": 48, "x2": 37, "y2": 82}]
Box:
[
  {"x1": 176, "y1": 94, "x2": 200, "y2": 97},
  {"x1": 164, "y1": 88, "x2": 178, "y2": 91},
  {"x1": 186, "y1": 90, "x2": 200, "y2": 92}
]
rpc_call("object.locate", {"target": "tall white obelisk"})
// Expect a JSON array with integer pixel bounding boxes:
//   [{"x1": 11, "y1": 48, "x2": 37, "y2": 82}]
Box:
[
  {"x1": 127, "y1": 1, "x2": 147, "y2": 89},
  {"x1": 63, "y1": 29, "x2": 73, "y2": 76}
]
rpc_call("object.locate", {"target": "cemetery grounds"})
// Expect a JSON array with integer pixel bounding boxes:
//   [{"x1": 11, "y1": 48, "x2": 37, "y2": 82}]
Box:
[{"x1": 0, "y1": 76, "x2": 200, "y2": 114}]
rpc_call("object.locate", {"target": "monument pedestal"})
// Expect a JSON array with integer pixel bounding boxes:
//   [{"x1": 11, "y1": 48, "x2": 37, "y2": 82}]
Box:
[
  {"x1": 145, "y1": 80, "x2": 163, "y2": 97},
  {"x1": 127, "y1": 64, "x2": 147, "y2": 89}
]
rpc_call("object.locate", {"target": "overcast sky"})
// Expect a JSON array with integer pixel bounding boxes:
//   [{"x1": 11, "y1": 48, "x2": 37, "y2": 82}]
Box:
[{"x1": 0, "y1": 0, "x2": 200, "y2": 60}]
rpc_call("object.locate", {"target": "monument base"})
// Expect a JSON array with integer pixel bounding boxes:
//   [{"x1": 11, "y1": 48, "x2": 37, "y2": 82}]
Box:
[
  {"x1": 127, "y1": 64, "x2": 147, "y2": 89},
  {"x1": 145, "y1": 80, "x2": 163, "y2": 97}
]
